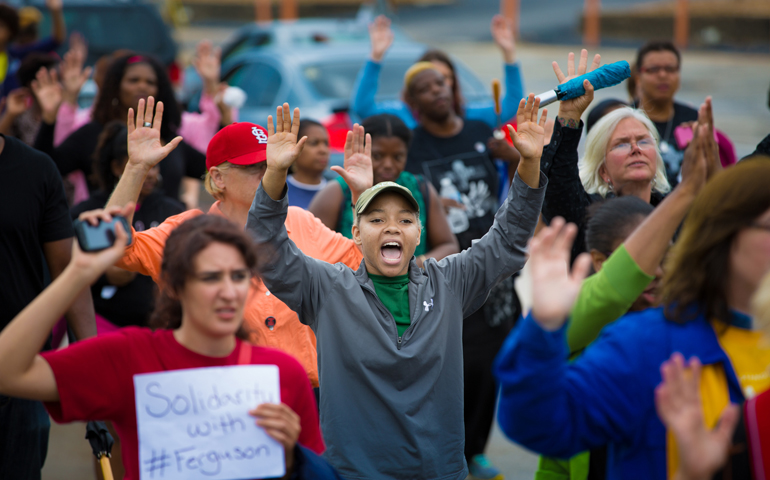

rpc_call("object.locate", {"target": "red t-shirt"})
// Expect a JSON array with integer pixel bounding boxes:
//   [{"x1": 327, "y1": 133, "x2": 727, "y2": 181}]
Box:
[{"x1": 42, "y1": 327, "x2": 324, "y2": 480}]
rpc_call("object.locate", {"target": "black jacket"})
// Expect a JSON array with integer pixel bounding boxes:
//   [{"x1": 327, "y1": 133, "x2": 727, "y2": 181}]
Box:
[{"x1": 540, "y1": 121, "x2": 663, "y2": 262}]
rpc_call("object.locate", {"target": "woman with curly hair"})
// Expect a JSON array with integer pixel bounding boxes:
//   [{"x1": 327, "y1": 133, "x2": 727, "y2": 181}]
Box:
[{"x1": 33, "y1": 53, "x2": 206, "y2": 203}]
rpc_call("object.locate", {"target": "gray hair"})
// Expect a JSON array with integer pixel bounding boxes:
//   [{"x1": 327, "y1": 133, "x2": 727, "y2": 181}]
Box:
[{"x1": 579, "y1": 106, "x2": 671, "y2": 198}]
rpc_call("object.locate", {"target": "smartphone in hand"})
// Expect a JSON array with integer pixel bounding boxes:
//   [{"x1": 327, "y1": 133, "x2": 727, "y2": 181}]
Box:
[{"x1": 73, "y1": 216, "x2": 132, "y2": 252}]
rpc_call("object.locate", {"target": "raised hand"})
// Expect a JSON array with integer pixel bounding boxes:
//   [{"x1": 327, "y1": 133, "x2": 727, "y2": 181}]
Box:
[
  {"x1": 193, "y1": 40, "x2": 222, "y2": 96},
  {"x1": 60, "y1": 35, "x2": 92, "y2": 106},
  {"x1": 266, "y1": 103, "x2": 306, "y2": 173},
  {"x1": 529, "y1": 217, "x2": 592, "y2": 331},
  {"x1": 369, "y1": 15, "x2": 394, "y2": 63},
  {"x1": 126, "y1": 96, "x2": 183, "y2": 172},
  {"x1": 490, "y1": 14, "x2": 516, "y2": 64},
  {"x1": 507, "y1": 93, "x2": 547, "y2": 161},
  {"x1": 4, "y1": 88, "x2": 30, "y2": 118},
  {"x1": 552, "y1": 49, "x2": 601, "y2": 123},
  {"x1": 655, "y1": 353, "x2": 739, "y2": 480},
  {"x1": 696, "y1": 97, "x2": 721, "y2": 178},
  {"x1": 679, "y1": 123, "x2": 709, "y2": 196},
  {"x1": 45, "y1": 0, "x2": 63, "y2": 11},
  {"x1": 31, "y1": 67, "x2": 63, "y2": 124},
  {"x1": 331, "y1": 124, "x2": 373, "y2": 202}
]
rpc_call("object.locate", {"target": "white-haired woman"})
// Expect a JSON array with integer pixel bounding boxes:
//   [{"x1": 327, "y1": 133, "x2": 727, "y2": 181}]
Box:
[{"x1": 539, "y1": 50, "x2": 719, "y2": 261}]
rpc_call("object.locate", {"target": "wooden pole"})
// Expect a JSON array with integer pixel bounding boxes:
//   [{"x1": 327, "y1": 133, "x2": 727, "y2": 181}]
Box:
[
  {"x1": 501, "y1": 0, "x2": 519, "y2": 39},
  {"x1": 674, "y1": 0, "x2": 689, "y2": 49},
  {"x1": 255, "y1": 0, "x2": 271, "y2": 23},
  {"x1": 583, "y1": 0, "x2": 600, "y2": 47},
  {"x1": 281, "y1": 0, "x2": 298, "y2": 20}
]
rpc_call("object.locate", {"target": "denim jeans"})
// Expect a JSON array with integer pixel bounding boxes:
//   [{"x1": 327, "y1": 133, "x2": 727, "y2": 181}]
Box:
[{"x1": 0, "y1": 395, "x2": 50, "y2": 480}]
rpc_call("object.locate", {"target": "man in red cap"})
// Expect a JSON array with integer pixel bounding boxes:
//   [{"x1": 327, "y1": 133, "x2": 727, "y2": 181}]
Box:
[{"x1": 83, "y1": 97, "x2": 362, "y2": 391}]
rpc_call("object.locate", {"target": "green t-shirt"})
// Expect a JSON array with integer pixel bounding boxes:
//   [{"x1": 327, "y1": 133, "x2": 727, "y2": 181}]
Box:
[{"x1": 369, "y1": 273, "x2": 411, "y2": 337}]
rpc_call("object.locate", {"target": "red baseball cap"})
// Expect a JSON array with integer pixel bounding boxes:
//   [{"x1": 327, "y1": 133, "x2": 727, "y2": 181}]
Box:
[{"x1": 206, "y1": 122, "x2": 269, "y2": 171}]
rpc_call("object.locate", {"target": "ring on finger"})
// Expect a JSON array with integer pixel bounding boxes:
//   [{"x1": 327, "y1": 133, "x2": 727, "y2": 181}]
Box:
[{"x1": 143, "y1": 122, "x2": 152, "y2": 128}]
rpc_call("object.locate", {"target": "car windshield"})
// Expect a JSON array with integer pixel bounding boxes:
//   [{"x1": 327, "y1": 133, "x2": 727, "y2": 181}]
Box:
[{"x1": 302, "y1": 60, "x2": 413, "y2": 101}]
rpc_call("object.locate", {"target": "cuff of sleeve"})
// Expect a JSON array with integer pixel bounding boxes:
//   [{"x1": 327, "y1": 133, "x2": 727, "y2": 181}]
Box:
[
  {"x1": 603, "y1": 244, "x2": 655, "y2": 301},
  {"x1": 555, "y1": 118, "x2": 584, "y2": 138},
  {"x1": 511, "y1": 170, "x2": 548, "y2": 196},
  {"x1": 518, "y1": 312, "x2": 570, "y2": 360},
  {"x1": 366, "y1": 59, "x2": 382, "y2": 70},
  {"x1": 287, "y1": 445, "x2": 304, "y2": 480}
]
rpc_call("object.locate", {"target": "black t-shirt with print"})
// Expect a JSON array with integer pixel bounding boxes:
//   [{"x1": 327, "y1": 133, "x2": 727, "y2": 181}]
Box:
[
  {"x1": 407, "y1": 120, "x2": 499, "y2": 250},
  {"x1": 0, "y1": 135, "x2": 73, "y2": 330}
]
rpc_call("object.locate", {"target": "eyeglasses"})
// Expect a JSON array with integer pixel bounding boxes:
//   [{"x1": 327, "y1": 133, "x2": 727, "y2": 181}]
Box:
[
  {"x1": 640, "y1": 65, "x2": 680, "y2": 75},
  {"x1": 609, "y1": 137, "x2": 656, "y2": 154}
]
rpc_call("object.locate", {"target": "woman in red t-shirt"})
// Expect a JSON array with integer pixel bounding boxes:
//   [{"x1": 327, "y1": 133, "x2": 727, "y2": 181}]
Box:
[{"x1": 0, "y1": 211, "x2": 324, "y2": 480}]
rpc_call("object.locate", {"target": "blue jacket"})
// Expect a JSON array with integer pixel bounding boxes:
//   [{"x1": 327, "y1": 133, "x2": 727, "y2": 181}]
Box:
[
  {"x1": 349, "y1": 59, "x2": 524, "y2": 129},
  {"x1": 494, "y1": 307, "x2": 750, "y2": 480}
]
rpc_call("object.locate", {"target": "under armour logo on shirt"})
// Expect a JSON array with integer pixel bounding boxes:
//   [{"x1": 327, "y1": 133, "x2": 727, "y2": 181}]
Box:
[
  {"x1": 252, "y1": 127, "x2": 268, "y2": 144},
  {"x1": 423, "y1": 299, "x2": 434, "y2": 312}
]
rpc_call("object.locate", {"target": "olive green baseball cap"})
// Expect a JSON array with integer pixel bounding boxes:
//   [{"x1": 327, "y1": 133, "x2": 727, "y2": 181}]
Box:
[{"x1": 354, "y1": 182, "x2": 420, "y2": 218}]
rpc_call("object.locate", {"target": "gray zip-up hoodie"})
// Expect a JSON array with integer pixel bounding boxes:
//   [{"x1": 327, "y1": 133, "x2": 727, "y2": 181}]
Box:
[{"x1": 247, "y1": 172, "x2": 546, "y2": 480}]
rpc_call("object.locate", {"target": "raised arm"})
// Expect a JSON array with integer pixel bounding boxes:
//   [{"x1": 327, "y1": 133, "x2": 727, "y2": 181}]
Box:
[
  {"x1": 0, "y1": 216, "x2": 128, "y2": 402},
  {"x1": 106, "y1": 96, "x2": 182, "y2": 223},
  {"x1": 438, "y1": 94, "x2": 547, "y2": 314},
  {"x1": 540, "y1": 50, "x2": 600, "y2": 260},
  {"x1": 495, "y1": 220, "x2": 654, "y2": 457},
  {"x1": 567, "y1": 120, "x2": 711, "y2": 352},
  {"x1": 490, "y1": 14, "x2": 525, "y2": 122},
  {"x1": 46, "y1": 0, "x2": 66, "y2": 45},
  {"x1": 350, "y1": 15, "x2": 408, "y2": 122},
  {"x1": 56, "y1": 35, "x2": 92, "y2": 144},
  {"x1": 248, "y1": 104, "x2": 340, "y2": 325}
]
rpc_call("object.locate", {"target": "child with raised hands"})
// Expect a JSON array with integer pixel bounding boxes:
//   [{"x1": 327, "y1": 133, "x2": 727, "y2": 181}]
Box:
[{"x1": 247, "y1": 96, "x2": 547, "y2": 480}]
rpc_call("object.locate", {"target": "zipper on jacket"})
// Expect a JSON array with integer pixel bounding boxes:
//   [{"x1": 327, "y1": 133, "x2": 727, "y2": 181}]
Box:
[{"x1": 362, "y1": 284, "x2": 403, "y2": 350}]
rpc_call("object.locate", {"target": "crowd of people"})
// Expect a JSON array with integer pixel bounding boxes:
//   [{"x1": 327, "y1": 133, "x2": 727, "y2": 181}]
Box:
[{"x1": 0, "y1": 3, "x2": 768, "y2": 480}]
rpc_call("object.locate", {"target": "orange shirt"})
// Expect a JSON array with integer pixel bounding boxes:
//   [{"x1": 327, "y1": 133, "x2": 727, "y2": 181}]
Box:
[{"x1": 116, "y1": 201, "x2": 363, "y2": 387}]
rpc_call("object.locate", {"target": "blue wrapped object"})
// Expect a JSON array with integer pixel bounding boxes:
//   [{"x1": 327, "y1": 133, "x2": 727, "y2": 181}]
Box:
[{"x1": 558, "y1": 61, "x2": 631, "y2": 100}]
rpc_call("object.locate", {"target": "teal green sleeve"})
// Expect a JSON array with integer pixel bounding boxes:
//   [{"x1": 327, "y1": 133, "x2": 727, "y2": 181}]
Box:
[
  {"x1": 566, "y1": 244, "x2": 654, "y2": 353},
  {"x1": 536, "y1": 451, "x2": 590, "y2": 480}
]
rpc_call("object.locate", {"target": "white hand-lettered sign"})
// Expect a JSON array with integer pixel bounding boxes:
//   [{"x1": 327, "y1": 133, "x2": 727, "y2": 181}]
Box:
[{"x1": 134, "y1": 366, "x2": 284, "y2": 480}]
